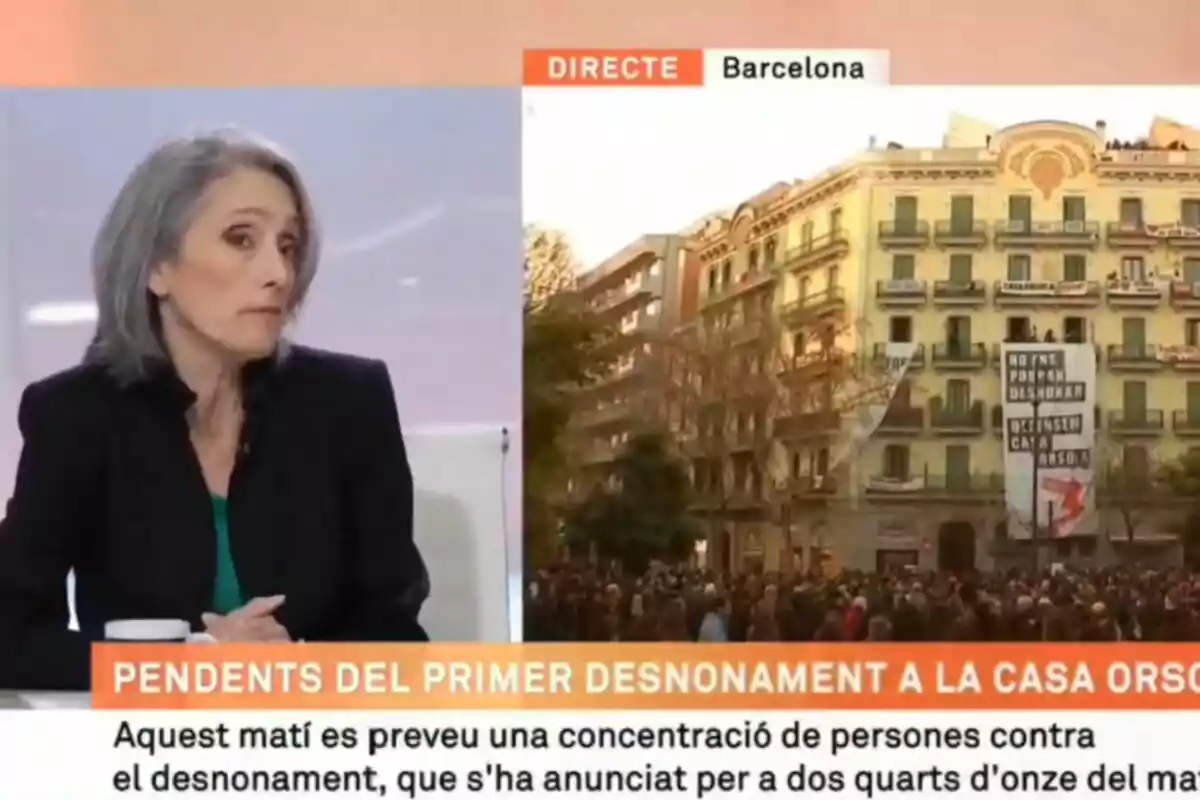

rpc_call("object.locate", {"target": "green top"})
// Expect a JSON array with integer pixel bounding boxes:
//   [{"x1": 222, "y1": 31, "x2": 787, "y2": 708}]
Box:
[{"x1": 211, "y1": 495, "x2": 245, "y2": 615}]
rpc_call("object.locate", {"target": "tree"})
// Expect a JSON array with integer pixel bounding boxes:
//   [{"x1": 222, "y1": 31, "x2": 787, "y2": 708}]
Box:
[
  {"x1": 1103, "y1": 449, "x2": 1164, "y2": 545},
  {"x1": 1155, "y1": 448, "x2": 1200, "y2": 563},
  {"x1": 522, "y1": 229, "x2": 615, "y2": 568},
  {"x1": 562, "y1": 431, "x2": 700, "y2": 571},
  {"x1": 524, "y1": 225, "x2": 579, "y2": 309}
]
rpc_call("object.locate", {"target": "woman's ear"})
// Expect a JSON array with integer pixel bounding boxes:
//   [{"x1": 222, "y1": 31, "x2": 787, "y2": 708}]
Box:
[{"x1": 147, "y1": 262, "x2": 170, "y2": 299}]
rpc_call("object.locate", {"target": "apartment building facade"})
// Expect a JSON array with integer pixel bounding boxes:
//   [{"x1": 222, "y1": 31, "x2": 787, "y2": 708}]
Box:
[
  {"x1": 684, "y1": 117, "x2": 1200, "y2": 574},
  {"x1": 570, "y1": 234, "x2": 687, "y2": 494}
]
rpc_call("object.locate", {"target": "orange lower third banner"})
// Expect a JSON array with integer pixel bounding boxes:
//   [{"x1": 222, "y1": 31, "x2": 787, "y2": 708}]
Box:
[{"x1": 92, "y1": 643, "x2": 1200, "y2": 710}]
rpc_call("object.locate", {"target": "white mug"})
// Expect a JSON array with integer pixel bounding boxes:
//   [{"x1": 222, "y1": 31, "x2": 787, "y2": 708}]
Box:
[{"x1": 104, "y1": 619, "x2": 214, "y2": 643}]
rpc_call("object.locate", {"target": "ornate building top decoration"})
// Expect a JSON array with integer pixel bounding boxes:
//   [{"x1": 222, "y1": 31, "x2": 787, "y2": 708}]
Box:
[{"x1": 993, "y1": 121, "x2": 1101, "y2": 198}]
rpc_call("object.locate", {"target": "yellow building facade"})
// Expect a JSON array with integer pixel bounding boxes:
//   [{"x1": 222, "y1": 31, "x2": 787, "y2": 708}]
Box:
[{"x1": 687, "y1": 117, "x2": 1200, "y2": 574}]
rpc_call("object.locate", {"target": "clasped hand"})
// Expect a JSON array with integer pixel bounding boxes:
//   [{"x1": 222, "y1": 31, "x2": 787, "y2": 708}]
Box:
[{"x1": 201, "y1": 595, "x2": 291, "y2": 642}]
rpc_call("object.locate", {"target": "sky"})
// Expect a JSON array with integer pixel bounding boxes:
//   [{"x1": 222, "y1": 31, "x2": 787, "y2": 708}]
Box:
[{"x1": 523, "y1": 86, "x2": 1200, "y2": 269}]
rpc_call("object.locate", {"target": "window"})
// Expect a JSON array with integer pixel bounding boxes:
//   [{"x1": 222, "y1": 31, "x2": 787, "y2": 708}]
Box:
[
  {"x1": 1122, "y1": 317, "x2": 1146, "y2": 350},
  {"x1": 949, "y1": 196, "x2": 974, "y2": 232},
  {"x1": 1186, "y1": 319, "x2": 1200, "y2": 347},
  {"x1": 948, "y1": 254, "x2": 973, "y2": 283},
  {"x1": 1122, "y1": 444, "x2": 1149, "y2": 483},
  {"x1": 1119, "y1": 197, "x2": 1143, "y2": 225},
  {"x1": 946, "y1": 379, "x2": 971, "y2": 409},
  {"x1": 801, "y1": 221, "x2": 815, "y2": 248},
  {"x1": 883, "y1": 444, "x2": 910, "y2": 479},
  {"x1": 827, "y1": 266, "x2": 840, "y2": 290},
  {"x1": 1064, "y1": 317, "x2": 1086, "y2": 343},
  {"x1": 891, "y1": 254, "x2": 915, "y2": 280},
  {"x1": 1007, "y1": 195, "x2": 1032, "y2": 224},
  {"x1": 1121, "y1": 256, "x2": 1146, "y2": 282},
  {"x1": 1007, "y1": 254, "x2": 1032, "y2": 281},
  {"x1": 1063, "y1": 254, "x2": 1087, "y2": 282},
  {"x1": 1185, "y1": 257, "x2": 1200, "y2": 284},
  {"x1": 747, "y1": 247, "x2": 759, "y2": 272},
  {"x1": 720, "y1": 259, "x2": 732, "y2": 287},
  {"x1": 1188, "y1": 382, "x2": 1200, "y2": 421},
  {"x1": 945, "y1": 445, "x2": 971, "y2": 490},
  {"x1": 792, "y1": 332, "x2": 807, "y2": 357},
  {"x1": 1062, "y1": 196, "x2": 1086, "y2": 222},
  {"x1": 1006, "y1": 316, "x2": 1031, "y2": 342},
  {"x1": 815, "y1": 448, "x2": 829, "y2": 476},
  {"x1": 894, "y1": 196, "x2": 918, "y2": 231},
  {"x1": 889, "y1": 316, "x2": 913, "y2": 342},
  {"x1": 1123, "y1": 381, "x2": 1148, "y2": 418},
  {"x1": 1183, "y1": 199, "x2": 1200, "y2": 227},
  {"x1": 763, "y1": 237, "x2": 777, "y2": 267},
  {"x1": 946, "y1": 315, "x2": 971, "y2": 347},
  {"x1": 798, "y1": 276, "x2": 811, "y2": 299},
  {"x1": 894, "y1": 380, "x2": 913, "y2": 405},
  {"x1": 829, "y1": 207, "x2": 843, "y2": 232},
  {"x1": 707, "y1": 268, "x2": 717, "y2": 292}
]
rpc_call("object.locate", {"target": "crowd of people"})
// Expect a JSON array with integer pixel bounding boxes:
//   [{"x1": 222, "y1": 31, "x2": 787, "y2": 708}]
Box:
[{"x1": 524, "y1": 563, "x2": 1200, "y2": 642}]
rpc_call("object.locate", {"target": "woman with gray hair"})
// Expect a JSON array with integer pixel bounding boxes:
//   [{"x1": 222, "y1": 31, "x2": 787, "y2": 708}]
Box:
[{"x1": 0, "y1": 129, "x2": 429, "y2": 690}]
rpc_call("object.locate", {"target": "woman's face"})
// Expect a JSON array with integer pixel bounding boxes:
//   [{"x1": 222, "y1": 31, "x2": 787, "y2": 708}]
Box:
[{"x1": 150, "y1": 166, "x2": 301, "y2": 362}]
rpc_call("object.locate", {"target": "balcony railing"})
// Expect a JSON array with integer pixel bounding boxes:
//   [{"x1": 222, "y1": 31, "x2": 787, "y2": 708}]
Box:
[
  {"x1": 877, "y1": 220, "x2": 930, "y2": 247},
  {"x1": 875, "y1": 279, "x2": 927, "y2": 304},
  {"x1": 1108, "y1": 409, "x2": 1165, "y2": 435},
  {"x1": 1105, "y1": 278, "x2": 1162, "y2": 307},
  {"x1": 931, "y1": 342, "x2": 988, "y2": 368},
  {"x1": 929, "y1": 399, "x2": 985, "y2": 432},
  {"x1": 774, "y1": 411, "x2": 839, "y2": 439},
  {"x1": 865, "y1": 469, "x2": 1003, "y2": 498},
  {"x1": 1105, "y1": 221, "x2": 1160, "y2": 247},
  {"x1": 780, "y1": 286, "x2": 846, "y2": 322},
  {"x1": 994, "y1": 219, "x2": 1100, "y2": 247},
  {"x1": 1172, "y1": 409, "x2": 1200, "y2": 436},
  {"x1": 1107, "y1": 344, "x2": 1162, "y2": 369},
  {"x1": 932, "y1": 279, "x2": 987, "y2": 303},
  {"x1": 933, "y1": 219, "x2": 988, "y2": 245},
  {"x1": 780, "y1": 229, "x2": 850, "y2": 270},
  {"x1": 872, "y1": 342, "x2": 926, "y2": 370}
]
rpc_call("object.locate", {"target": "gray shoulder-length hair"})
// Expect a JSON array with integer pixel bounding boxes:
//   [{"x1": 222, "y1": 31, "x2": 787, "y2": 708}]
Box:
[{"x1": 85, "y1": 128, "x2": 321, "y2": 383}]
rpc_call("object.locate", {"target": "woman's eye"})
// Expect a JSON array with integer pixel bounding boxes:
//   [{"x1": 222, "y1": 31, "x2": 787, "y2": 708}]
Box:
[{"x1": 223, "y1": 229, "x2": 256, "y2": 249}]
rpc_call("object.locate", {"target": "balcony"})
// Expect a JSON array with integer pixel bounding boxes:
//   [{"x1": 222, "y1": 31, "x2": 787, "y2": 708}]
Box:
[
  {"x1": 872, "y1": 342, "x2": 926, "y2": 372},
  {"x1": 865, "y1": 470, "x2": 1003, "y2": 502},
  {"x1": 728, "y1": 427, "x2": 768, "y2": 453},
  {"x1": 931, "y1": 342, "x2": 988, "y2": 370},
  {"x1": 933, "y1": 219, "x2": 988, "y2": 248},
  {"x1": 773, "y1": 410, "x2": 839, "y2": 440},
  {"x1": 1105, "y1": 278, "x2": 1162, "y2": 309},
  {"x1": 700, "y1": 268, "x2": 776, "y2": 309},
  {"x1": 1108, "y1": 409, "x2": 1165, "y2": 438},
  {"x1": 1173, "y1": 410, "x2": 1200, "y2": 438},
  {"x1": 877, "y1": 220, "x2": 930, "y2": 249},
  {"x1": 1155, "y1": 222, "x2": 1200, "y2": 249},
  {"x1": 875, "y1": 279, "x2": 927, "y2": 307},
  {"x1": 993, "y1": 279, "x2": 1102, "y2": 307},
  {"x1": 1106, "y1": 344, "x2": 1163, "y2": 371},
  {"x1": 1161, "y1": 345, "x2": 1200, "y2": 372},
  {"x1": 875, "y1": 404, "x2": 924, "y2": 436},
  {"x1": 1105, "y1": 221, "x2": 1162, "y2": 248},
  {"x1": 780, "y1": 229, "x2": 850, "y2": 273},
  {"x1": 778, "y1": 351, "x2": 846, "y2": 386},
  {"x1": 1170, "y1": 281, "x2": 1200, "y2": 310},
  {"x1": 932, "y1": 279, "x2": 987, "y2": 306},
  {"x1": 929, "y1": 399, "x2": 986, "y2": 435},
  {"x1": 782, "y1": 474, "x2": 839, "y2": 502},
  {"x1": 993, "y1": 219, "x2": 1100, "y2": 248},
  {"x1": 780, "y1": 286, "x2": 846, "y2": 327}
]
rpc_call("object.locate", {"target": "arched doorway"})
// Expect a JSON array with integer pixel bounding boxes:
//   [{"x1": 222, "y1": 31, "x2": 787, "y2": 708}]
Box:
[{"x1": 938, "y1": 521, "x2": 976, "y2": 573}]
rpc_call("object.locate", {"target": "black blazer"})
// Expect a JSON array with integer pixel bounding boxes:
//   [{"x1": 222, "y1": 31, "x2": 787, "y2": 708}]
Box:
[{"x1": 0, "y1": 345, "x2": 430, "y2": 690}]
